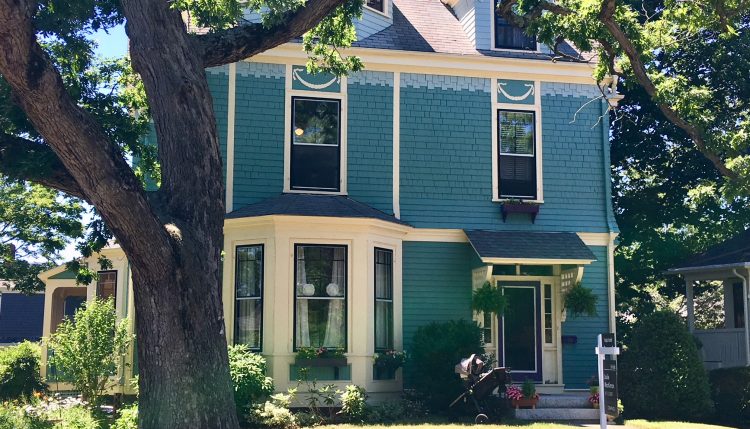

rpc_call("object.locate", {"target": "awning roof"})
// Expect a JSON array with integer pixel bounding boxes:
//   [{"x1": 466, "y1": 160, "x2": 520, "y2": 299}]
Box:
[
  {"x1": 226, "y1": 193, "x2": 409, "y2": 226},
  {"x1": 464, "y1": 230, "x2": 597, "y2": 265},
  {"x1": 667, "y1": 228, "x2": 750, "y2": 274}
]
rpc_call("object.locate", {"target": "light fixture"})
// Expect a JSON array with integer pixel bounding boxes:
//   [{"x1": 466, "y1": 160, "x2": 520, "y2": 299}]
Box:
[{"x1": 294, "y1": 128, "x2": 304, "y2": 136}]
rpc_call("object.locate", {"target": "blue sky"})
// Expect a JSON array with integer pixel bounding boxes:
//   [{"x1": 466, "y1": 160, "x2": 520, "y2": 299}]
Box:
[{"x1": 92, "y1": 24, "x2": 129, "y2": 58}]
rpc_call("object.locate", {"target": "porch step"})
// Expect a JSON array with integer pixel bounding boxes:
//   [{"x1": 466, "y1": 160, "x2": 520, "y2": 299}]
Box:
[
  {"x1": 514, "y1": 393, "x2": 597, "y2": 421},
  {"x1": 537, "y1": 393, "x2": 590, "y2": 409},
  {"x1": 514, "y1": 407, "x2": 599, "y2": 421}
]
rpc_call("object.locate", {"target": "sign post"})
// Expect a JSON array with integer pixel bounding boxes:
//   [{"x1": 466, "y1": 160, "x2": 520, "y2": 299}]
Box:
[{"x1": 595, "y1": 333, "x2": 620, "y2": 429}]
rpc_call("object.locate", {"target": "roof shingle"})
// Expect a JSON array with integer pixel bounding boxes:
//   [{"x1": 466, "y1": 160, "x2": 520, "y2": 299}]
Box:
[{"x1": 465, "y1": 230, "x2": 596, "y2": 262}]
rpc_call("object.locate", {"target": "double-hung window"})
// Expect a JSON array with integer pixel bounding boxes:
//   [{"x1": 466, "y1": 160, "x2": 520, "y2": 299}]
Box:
[
  {"x1": 96, "y1": 271, "x2": 117, "y2": 300},
  {"x1": 291, "y1": 97, "x2": 341, "y2": 192},
  {"x1": 498, "y1": 110, "x2": 537, "y2": 199},
  {"x1": 494, "y1": 0, "x2": 536, "y2": 50},
  {"x1": 366, "y1": 0, "x2": 385, "y2": 13},
  {"x1": 374, "y1": 248, "x2": 394, "y2": 351},
  {"x1": 235, "y1": 245, "x2": 263, "y2": 350},
  {"x1": 294, "y1": 245, "x2": 347, "y2": 349}
]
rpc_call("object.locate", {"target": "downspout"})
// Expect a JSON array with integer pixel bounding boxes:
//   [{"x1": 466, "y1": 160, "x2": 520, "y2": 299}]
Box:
[
  {"x1": 731, "y1": 268, "x2": 750, "y2": 366},
  {"x1": 601, "y1": 98, "x2": 618, "y2": 334}
]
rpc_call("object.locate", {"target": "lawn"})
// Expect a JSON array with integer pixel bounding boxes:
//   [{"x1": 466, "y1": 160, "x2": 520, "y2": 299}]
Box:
[{"x1": 324, "y1": 421, "x2": 737, "y2": 429}]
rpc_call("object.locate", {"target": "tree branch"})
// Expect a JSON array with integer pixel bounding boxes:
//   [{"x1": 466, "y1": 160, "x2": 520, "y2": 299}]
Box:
[
  {"x1": 0, "y1": 134, "x2": 86, "y2": 199},
  {"x1": 597, "y1": 0, "x2": 737, "y2": 179},
  {"x1": 0, "y1": 0, "x2": 176, "y2": 267},
  {"x1": 197, "y1": 0, "x2": 347, "y2": 68}
]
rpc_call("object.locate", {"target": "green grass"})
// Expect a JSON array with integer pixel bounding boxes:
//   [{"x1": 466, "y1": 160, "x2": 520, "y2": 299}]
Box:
[{"x1": 324, "y1": 421, "x2": 736, "y2": 429}]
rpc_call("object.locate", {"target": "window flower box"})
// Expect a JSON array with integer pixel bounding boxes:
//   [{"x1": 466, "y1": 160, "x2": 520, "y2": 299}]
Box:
[
  {"x1": 501, "y1": 201, "x2": 540, "y2": 223},
  {"x1": 295, "y1": 347, "x2": 346, "y2": 367}
]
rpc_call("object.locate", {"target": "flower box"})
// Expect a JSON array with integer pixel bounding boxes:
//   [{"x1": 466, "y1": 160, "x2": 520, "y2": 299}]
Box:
[
  {"x1": 501, "y1": 202, "x2": 540, "y2": 223},
  {"x1": 510, "y1": 397, "x2": 539, "y2": 409},
  {"x1": 295, "y1": 358, "x2": 348, "y2": 368},
  {"x1": 373, "y1": 365, "x2": 397, "y2": 380}
]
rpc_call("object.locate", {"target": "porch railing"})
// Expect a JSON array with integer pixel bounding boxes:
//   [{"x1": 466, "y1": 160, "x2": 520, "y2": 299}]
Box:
[{"x1": 694, "y1": 328, "x2": 747, "y2": 369}]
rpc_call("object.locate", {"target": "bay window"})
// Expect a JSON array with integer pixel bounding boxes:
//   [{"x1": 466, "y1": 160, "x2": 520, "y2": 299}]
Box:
[
  {"x1": 374, "y1": 248, "x2": 393, "y2": 351},
  {"x1": 235, "y1": 245, "x2": 263, "y2": 350},
  {"x1": 295, "y1": 245, "x2": 347, "y2": 350},
  {"x1": 290, "y1": 97, "x2": 341, "y2": 192},
  {"x1": 498, "y1": 110, "x2": 537, "y2": 200}
]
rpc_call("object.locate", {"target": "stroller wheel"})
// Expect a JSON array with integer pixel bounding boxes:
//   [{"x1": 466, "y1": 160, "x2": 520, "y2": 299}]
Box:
[{"x1": 475, "y1": 414, "x2": 489, "y2": 424}]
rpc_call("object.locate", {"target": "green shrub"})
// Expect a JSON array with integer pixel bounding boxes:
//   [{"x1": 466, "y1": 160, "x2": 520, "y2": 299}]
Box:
[
  {"x1": 709, "y1": 366, "x2": 750, "y2": 425},
  {"x1": 338, "y1": 385, "x2": 367, "y2": 423},
  {"x1": 247, "y1": 393, "x2": 298, "y2": 429},
  {"x1": 410, "y1": 319, "x2": 483, "y2": 410},
  {"x1": 228, "y1": 344, "x2": 274, "y2": 413},
  {"x1": 0, "y1": 403, "x2": 50, "y2": 429},
  {"x1": 51, "y1": 406, "x2": 101, "y2": 429},
  {"x1": 0, "y1": 341, "x2": 47, "y2": 401},
  {"x1": 112, "y1": 403, "x2": 138, "y2": 429},
  {"x1": 619, "y1": 311, "x2": 713, "y2": 421},
  {"x1": 367, "y1": 392, "x2": 428, "y2": 423},
  {"x1": 46, "y1": 298, "x2": 131, "y2": 404}
]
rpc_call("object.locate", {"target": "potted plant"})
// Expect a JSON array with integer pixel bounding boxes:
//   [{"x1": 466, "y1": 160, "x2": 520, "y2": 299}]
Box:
[
  {"x1": 563, "y1": 282, "x2": 598, "y2": 317},
  {"x1": 506, "y1": 379, "x2": 540, "y2": 409},
  {"x1": 588, "y1": 376, "x2": 600, "y2": 409},
  {"x1": 500, "y1": 199, "x2": 541, "y2": 223},
  {"x1": 471, "y1": 281, "x2": 508, "y2": 316},
  {"x1": 373, "y1": 350, "x2": 407, "y2": 379},
  {"x1": 295, "y1": 347, "x2": 347, "y2": 367}
]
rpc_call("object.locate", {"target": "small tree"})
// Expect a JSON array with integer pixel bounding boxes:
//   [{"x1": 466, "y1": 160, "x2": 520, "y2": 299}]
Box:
[{"x1": 47, "y1": 297, "x2": 131, "y2": 404}]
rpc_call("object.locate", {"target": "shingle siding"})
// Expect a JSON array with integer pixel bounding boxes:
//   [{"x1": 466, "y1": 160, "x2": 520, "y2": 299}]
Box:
[
  {"x1": 452, "y1": 0, "x2": 478, "y2": 46},
  {"x1": 206, "y1": 67, "x2": 229, "y2": 181},
  {"x1": 401, "y1": 241, "x2": 476, "y2": 386},
  {"x1": 398, "y1": 74, "x2": 612, "y2": 232},
  {"x1": 356, "y1": 2, "x2": 394, "y2": 39},
  {"x1": 561, "y1": 245, "x2": 610, "y2": 388},
  {"x1": 347, "y1": 74, "x2": 395, "y2": 214},
  {"x1": 232, "y1": 64, "x2": 285, "y2": 208}
]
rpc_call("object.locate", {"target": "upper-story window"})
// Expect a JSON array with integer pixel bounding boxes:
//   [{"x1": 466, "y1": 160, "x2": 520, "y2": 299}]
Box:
[
  {"x1": 365, "y1": 0, "x2": 385, "y2": 13},
  {"x1": 494, "y1": 1, "x2": 536, "y2": 50},
  {"x1": 96, "y1": 271, "x2": 117, "y2": 300},
  {"x1": 498, "y1": 110, "x2": 537, "y2": 199},
  {"x1": 290, "y1": 97, "x2": 342, "y2": 192}
]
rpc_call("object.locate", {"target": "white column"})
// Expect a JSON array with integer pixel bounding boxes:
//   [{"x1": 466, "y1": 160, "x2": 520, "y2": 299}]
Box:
[{"x1": 686, "y1": 277, "x2": 695, "y2": 333}]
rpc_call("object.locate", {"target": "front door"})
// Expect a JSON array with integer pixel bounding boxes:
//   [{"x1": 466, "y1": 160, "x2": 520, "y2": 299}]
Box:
[{"x1": 498, "y1": 281, "x2": 542, "y2": 382}]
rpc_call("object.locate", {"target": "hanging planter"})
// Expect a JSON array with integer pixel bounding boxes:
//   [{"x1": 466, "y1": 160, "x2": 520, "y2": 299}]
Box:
[
  {"x1": 563, "y1": 282, "x2": 598, "y2": 317},
  {"x1": 472, "y1": 281, "x2": 508, "y2": 316}
]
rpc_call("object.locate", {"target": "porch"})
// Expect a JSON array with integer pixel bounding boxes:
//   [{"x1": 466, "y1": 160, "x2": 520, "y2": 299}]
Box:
[{"x1": 667, "y1": 229, "x2": 750, "y2": 369}]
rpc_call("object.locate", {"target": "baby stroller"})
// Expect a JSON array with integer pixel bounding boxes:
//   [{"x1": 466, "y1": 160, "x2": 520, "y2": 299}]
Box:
[{"x1": 449, "y1": 354, "x2": 509, "y2": 423}]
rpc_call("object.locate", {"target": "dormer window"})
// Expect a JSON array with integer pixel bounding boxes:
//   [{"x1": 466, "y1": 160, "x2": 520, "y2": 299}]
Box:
[
  {"x1": 494, "y1": 1, "x2": 536, "y2": 50},
  {"x1": 366, "y1": 0, "x2": 385, "y2": 13}
]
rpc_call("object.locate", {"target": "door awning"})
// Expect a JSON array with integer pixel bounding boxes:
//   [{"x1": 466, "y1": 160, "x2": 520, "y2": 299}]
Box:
[{"x1": 464, "y1": 230, "x2": 597, "y2": 265}]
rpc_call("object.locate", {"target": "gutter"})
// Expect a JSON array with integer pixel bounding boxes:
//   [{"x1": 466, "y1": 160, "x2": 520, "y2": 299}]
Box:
[
  {"x1": 666, "y1": 262, "x2": 750, "y2": 275},
  {"x1": 732, "y1": 268, "x2": 750, "y2": 366}
]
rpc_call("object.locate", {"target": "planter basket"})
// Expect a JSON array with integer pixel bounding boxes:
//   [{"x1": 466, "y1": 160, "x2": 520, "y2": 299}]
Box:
[
  {"x1": 501, "y1": 203, "x2": 540, "y2": 223},
  {"x1": 510, "y1": 397, "x2": 539, "y2": 409},
  {"x1": 295, "y1": 358, "x2": 348, "y2": 368}
]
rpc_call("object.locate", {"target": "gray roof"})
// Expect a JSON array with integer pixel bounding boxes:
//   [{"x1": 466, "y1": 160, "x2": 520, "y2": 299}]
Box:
[
  {"x1": 465, "y1": 230, "x2": 596, "y2": 262},
  {"x1": 670, "y1": 229, "x2": 750, "y2": 271},
  {"x1": 226, "y1": 193, "x2": 409, "y2": 225},
  {"x1": 353, "y1": 0, "x2": 582, "y2": 61}
]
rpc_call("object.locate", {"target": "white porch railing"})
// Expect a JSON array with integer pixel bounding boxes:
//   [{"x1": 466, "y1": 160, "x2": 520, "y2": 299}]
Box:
[{"x1": 694, "y1": 328, "x2": 748, "y2": 369}]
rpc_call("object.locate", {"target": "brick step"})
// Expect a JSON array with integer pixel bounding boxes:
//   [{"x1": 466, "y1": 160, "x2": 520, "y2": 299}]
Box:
[
  {"x1": 536, "y1": 393, "x2": 591, "y2": 409},
  {"x1": 513, "y1": 407, "x2": 599, "y2": 421}
]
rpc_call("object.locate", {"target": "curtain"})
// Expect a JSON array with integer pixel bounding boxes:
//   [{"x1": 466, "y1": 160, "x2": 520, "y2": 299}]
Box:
[
  {"x1": 296, "y1": 247, "x2": 311, "y2": 347},
  {"x1": 323, "y1": 247, "x2": 345, "y2": 348}
]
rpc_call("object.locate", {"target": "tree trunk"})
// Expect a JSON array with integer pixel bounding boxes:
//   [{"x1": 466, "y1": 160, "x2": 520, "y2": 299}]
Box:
[{"x1": 129, "y1": 242, "x2": 238, "y2": 429}]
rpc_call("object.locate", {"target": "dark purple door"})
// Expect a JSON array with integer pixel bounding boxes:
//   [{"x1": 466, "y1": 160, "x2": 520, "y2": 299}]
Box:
[{"x1": 497, "y1": 281, "x2": 542, "y2": 382}]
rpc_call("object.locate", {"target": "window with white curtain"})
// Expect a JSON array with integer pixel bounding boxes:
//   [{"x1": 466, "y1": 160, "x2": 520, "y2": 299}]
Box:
[
  {"x1": 374, "y1": 248, "x2": 393, "y2": 351},
  {"x1": 294, "y1": 245, "x2": 347, "y2": 350},
  {"x1": 235, "y1": 245, "x2": 263, "y2": 350}
]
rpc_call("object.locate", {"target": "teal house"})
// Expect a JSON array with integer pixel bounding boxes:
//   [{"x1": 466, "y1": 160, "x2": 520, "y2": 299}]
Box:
[{"x1": 40, "y1": 0, "x2": 621, "y2": 399}]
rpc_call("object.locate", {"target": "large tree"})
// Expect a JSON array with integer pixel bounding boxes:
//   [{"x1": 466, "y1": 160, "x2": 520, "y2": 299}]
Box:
[{"x1": 0, "y1": 0, "x2": 360, "y2": 428}]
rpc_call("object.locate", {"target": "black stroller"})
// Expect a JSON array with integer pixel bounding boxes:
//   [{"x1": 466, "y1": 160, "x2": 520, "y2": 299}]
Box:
[{"x1": 448, "y1": 354, "x2": 509, "y2": 423}]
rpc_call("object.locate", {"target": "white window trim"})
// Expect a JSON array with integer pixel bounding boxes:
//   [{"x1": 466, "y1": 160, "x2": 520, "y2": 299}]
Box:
[
  {"x1": 491, "y1": 79, "x2": 543, "y2": 203},
  {"x1": 364, "y1": 0, "x2": 390, "y2": 17},
  {"x1": 489, "y1": 0, "x2": 540, "y2": 53},
  {"x1": 233, "y1": 244, "x2": 265, "y2": 351},
  {"x1": 284, "y1": 64, "x2": 348, "y2": 195}
]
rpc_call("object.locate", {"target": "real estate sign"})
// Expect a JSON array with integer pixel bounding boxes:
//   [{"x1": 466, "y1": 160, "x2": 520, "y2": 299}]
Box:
[{"x1": 596, "y1": 333, "x2": 620, "y2": 429}]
